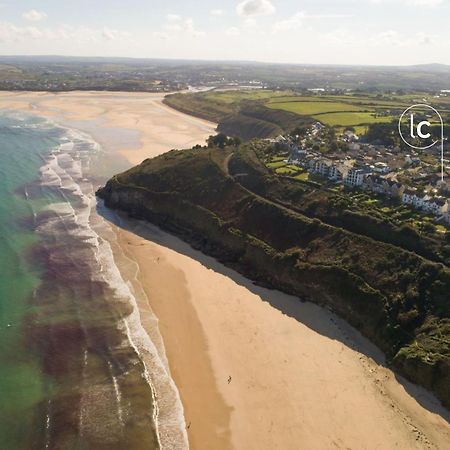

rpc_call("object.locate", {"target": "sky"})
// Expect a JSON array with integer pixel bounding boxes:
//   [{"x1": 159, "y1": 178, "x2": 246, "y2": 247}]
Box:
[{"x1": 1, "y1": 0, "x2": 450, "y2": 65}]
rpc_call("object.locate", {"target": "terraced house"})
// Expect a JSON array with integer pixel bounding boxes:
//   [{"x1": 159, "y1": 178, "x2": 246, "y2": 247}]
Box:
[
  {"x1": 363, "y1": 174, "x2": 404, "y2": 198},
  {"x1": 344, "y1": 168, "x2": 369, "y2": 187},
  {"x1": 402, "y1": 189, "x2": 449, "y2": 217}
]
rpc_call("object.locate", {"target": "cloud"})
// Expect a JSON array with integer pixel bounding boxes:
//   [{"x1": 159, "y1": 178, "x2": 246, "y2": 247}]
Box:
[
  {"x1": 0, "y1": 21, "x2": 130, "y2": 44},
  {"x1": 243, "y1": 17, "x2": 257, "y2": 29},
  {"x1": 154, "y1": 16, "x2": 205, "y2": 39},
  {"x1": 101, "y1": 27, "x2": 131, "y2": 41},
  {"x1": 236, "y1": 0, "x2": 275, "y2": 17},
  {"x1": 321, "y1": 28, "x2": 437, "y2": 48},
  {"x1": 167, "y1": 14, "x2": 182, "y2": 22},
  {"x1": 210, "y1": 9, "x2": 224, "y2": 16},
  {"x1": 0, "y1": 22, "x2": 43, "y2": 41},
  {"x1": 22, "y1": 9, "x2": 47, "y2": 22},
  {"x1": 226, "y1": 27, "x2": 240, "y2": 36},
  {"x1": 271, "y1": 11, "x2": 353, "y2": 34},
  {"x1": 185, "y1": 18, "x2": 205, "y2": 37},
  {"x1": 407, "y1": 0, "x2": 443, "y2": 5},
  {"x1": 370, "y1": 0, "x2": 443, "y2": 5},
  {"x1": 322, "y1": 29, "x2": 354, "y2": 46},
  {"x1": 272, "y1": 12, "x2": 305, "y2": 33},
  {"x1": 306, "y1": 13, "x2": 354, "y2": 19},
  {"x1": 371, "y1": 30, "x2": 401, "y2": 45},
  {"x1": 153, "y1": 31, "x2": 169, "y2": 40},
  {"x1": 164, "y1": 23, "x2": 182, "y2": 32},
  {"x1": 369, "y1": 29, "x2": 436, "y2": 46}
]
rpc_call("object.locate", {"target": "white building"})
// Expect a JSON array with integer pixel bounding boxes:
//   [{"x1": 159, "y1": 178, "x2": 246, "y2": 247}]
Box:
[
  {"x1": 309, "y1": 158, "x2": 331, "y2": 177},
  {"x1": 373, "y1": 162, "x2": 391, "y2": 174},
  {"x1": 345, "y1": 168, "x2": 369, "y2": 187},
  {"x1": 422, "y1": 196, "x2": 447, "y2": 216},
  {"x1": 329, "y1": 164, "x2": 346, "y2": 181},
  {"x1": 403, "y1": 190, "x2": 448, "y2": 217}
]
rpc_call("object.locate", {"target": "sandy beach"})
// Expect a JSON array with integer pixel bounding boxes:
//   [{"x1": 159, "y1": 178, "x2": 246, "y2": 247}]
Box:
[
  {"x1": 0, "y1": 90, "x2": 215, "y2": 166},
  {"x1": 1, "y1": 91, "x2": 450, "y2": 450}
]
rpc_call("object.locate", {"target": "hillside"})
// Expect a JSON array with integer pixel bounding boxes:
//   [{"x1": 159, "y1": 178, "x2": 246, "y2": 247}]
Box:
[
  {"x1": 97, "y1": 142, "x2": 450, "y2": 410},
  {"x1": 164, "y1": 92, "x2": 313, "y2": 139},
  {"x1": 165, "y1": 89, "x2": 450, "y2": 139}
]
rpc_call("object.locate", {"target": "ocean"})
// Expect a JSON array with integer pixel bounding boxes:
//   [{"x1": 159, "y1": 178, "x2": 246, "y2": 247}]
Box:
[{"x1": 0, "y1": 111, "x2": 187, "y2": 450}]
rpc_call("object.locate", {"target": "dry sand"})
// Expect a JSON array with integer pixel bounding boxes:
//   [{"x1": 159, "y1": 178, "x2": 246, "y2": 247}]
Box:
[{"x1": 1, "y1": 91, "x2": 450, "y2": 450}]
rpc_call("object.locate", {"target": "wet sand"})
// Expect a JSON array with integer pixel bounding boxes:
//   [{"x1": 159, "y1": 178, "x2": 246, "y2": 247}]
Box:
[
  {"x1": 1, "y1": 91, "x2": 450, "y2": 450},
  {"x1": 0, "y1": 90, "x2": 215, "y2": 166}
]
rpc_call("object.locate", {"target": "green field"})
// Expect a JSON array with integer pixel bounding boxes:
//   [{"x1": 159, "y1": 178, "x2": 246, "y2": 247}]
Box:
[
  {"x1": 204, "y1": 90, "x2": 411, "y2": 128},
  {"x1": 315, "y1": 112, "x2": 394, "y2": 126},
  {"x1": 275, "y1": 166, "x2": 298, "y2": 175},
  {"x1": 166, "y1": 88, "x2": 450, "y2": 136},
  {"x1": 268, "y1": 101, "x2": 366, "y2": 115},
  {"x1": 203, "y1": 89, "x2": 293, "y2": 104},
  {"x1": 267, "y1": 160, "x2": 286, "y2": 169},
  {"x1": 266, "y1": 94, "x2": 401, "y2": 127}
]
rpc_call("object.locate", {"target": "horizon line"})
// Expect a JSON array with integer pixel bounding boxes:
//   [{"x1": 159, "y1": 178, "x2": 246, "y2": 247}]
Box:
[{"x1": 0, "y1": 54, "x2": 448, "y2": 69}]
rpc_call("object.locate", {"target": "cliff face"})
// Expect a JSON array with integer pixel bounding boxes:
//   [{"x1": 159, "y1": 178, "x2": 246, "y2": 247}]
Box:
[{"x1": 97, "y1": 144, "x2": 450, "y2": 409}]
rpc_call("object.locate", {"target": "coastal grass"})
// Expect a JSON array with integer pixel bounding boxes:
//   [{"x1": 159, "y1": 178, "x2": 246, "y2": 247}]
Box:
[
  {"x1": 203, "y1": 89, "x2": 291, "y2": 103},
  {"x1": 313, "y1": 112, "x2": 394, "y2": 126},
  {"x1": 267, "y1": 160, "x2": 286, "y2": 169},
  {"x1": 165, "y1": 89, "x2": 418, "y2": 137},
  {"x1": 267, "y1": 101, "x2": 369, "y2": 115},
  {"x1": 275, "y1": 166, "x2": 298, "y2": 175}
]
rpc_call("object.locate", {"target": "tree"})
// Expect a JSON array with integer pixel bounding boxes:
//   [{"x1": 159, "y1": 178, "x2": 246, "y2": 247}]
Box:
[
  {"x1": 207, "y1": 133, "x2": 242, "y2": 149},
  {"x1": 364, "y1": 122, "x2": 396, "y2": 146},
  {"x1": 291, "y1": 125, "x2": 310, "y2": 138},
  {"x1": 207, "y1": 133, "x2": 228, "y2": 149},
  {"x1": 232, "y1": 136, "x2": 242, "y2": 146},
  {"x1": 420, "y1": 222, "x2": 435, "y2": 234}
]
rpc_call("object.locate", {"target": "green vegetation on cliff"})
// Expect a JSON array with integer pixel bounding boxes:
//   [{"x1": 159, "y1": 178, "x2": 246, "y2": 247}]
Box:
[
  {"x1": 164, "y1": 91, "x2": 313, "y2": 140},
  {"x1": 97, "y1": 141, "x2": 450, "y2": 409}
]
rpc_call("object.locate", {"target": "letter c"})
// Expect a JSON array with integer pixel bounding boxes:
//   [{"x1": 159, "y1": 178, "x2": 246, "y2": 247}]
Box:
[{"x1": 417, "y1": 121, "x2": 431, "y2": 139}]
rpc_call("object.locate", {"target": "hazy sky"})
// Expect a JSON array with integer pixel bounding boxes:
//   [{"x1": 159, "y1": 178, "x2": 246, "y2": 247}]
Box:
[{"x1": 1, "y1": 0, "x2": 450, "y2": 65}]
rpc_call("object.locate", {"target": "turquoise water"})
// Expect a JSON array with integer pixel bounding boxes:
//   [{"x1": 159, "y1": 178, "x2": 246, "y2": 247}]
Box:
[
  {"x1": 0, "y1": 112, "x2": 169, "y2": 449},
  {"x1": 0, "y1": 113, "x2": 58, "y2": 448}
]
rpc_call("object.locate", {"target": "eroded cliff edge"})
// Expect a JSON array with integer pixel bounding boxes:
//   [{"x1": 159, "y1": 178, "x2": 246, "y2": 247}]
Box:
[{"x1": 97, "y1": 142, "x2": 450, "y2": 409}]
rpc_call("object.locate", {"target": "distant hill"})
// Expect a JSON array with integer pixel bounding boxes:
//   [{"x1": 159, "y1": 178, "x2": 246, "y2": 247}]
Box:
[
  {"x1": 1, "y1": 56, "x2": 450, "y2": 92},
  {"x1": 406, "y1": 63, "x2": 450, "y2": 73}
]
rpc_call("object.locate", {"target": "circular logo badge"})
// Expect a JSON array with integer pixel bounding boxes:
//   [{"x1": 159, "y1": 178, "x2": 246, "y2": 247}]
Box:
[{"x1": 398, "y1": 104, "x2": 442, "y2": 150}]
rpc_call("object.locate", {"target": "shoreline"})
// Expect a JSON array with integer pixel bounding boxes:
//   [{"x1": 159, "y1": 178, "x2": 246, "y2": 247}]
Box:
[
  {"x1": 1, "y1": 91, "x2": 450, "y2": 449},
  {"x1": 108, "y1": 214, "x2": 232, "y2": 449}
]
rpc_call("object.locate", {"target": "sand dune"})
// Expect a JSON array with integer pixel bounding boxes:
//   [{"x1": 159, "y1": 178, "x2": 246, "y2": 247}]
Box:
[{"x1": 1, "y1": 91, "x2": 449, "y2": 450}]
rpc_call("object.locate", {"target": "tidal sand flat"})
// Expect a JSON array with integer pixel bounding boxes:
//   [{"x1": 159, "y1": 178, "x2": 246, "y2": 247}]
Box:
[{"x1": 1, "y1": 91, "x2": 449, "y2": 450}]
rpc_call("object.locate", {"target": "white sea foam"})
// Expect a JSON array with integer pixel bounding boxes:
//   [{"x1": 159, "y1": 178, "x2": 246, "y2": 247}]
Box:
[
  {"x1": 35, "y1": 119, "x2": 188, "y2": 450},
  {"x1": 44, "y1": 399, "x2": 52, "y2": 450}
]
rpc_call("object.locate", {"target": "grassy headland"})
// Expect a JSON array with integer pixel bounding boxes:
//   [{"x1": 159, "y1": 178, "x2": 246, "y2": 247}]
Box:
[
  {"x1": 164, "y1": 89, "x2": 450, "y2": 136},
  {"x1": 97, "y1": 141, "x2": 450, "y2": 409},
  {"x1": 164, "y1": 91, "x2": 314, "y2": 139}
]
